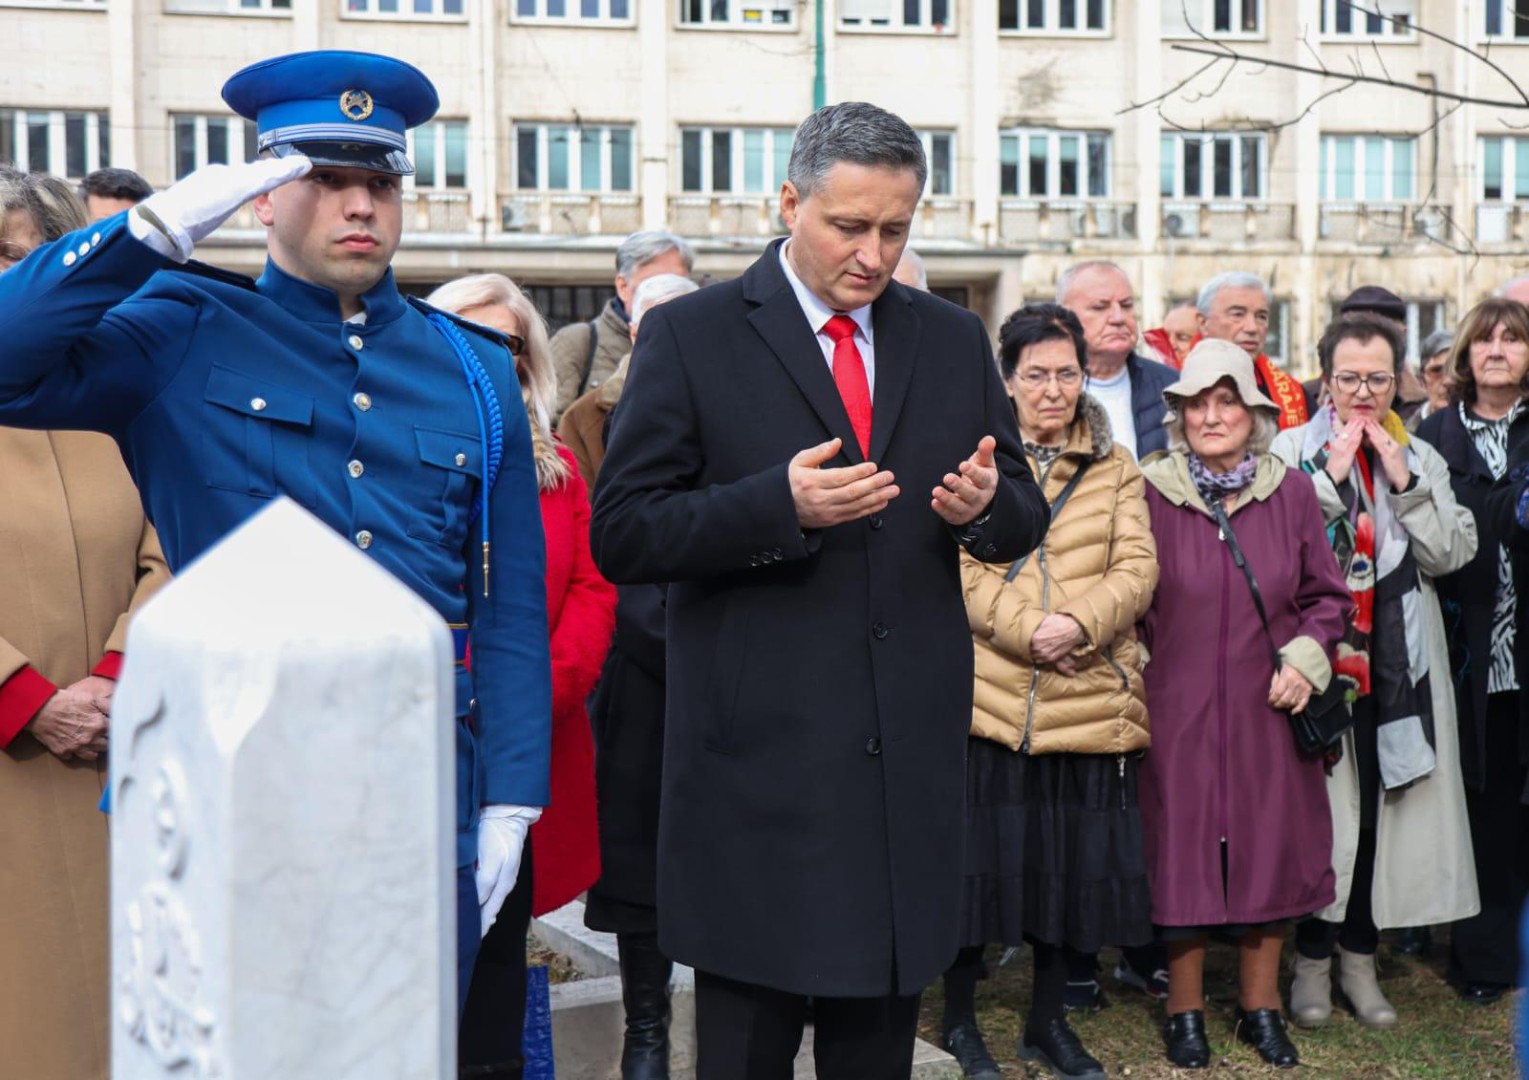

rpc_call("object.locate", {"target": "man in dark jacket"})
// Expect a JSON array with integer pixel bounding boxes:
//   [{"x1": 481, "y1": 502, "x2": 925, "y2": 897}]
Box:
[
  {"x1": 1057, "y1": 260, "x2": 1177, "y2": 461},
  {"x1": 591, "y1": 102, "x2": 1048, "y2": 1078}
]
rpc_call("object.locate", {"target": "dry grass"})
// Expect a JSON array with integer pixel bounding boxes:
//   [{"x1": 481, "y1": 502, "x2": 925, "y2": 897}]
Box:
[{"x1": 917, "y1": 932, "x2": 1517, "y2": 1078}]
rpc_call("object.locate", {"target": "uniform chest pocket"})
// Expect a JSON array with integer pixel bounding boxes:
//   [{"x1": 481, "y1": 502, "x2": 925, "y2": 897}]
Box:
[
  {"x1": 407, "y1": 426, "x2": 483, "y2": 549},
  {"x1": 202, "y1": 365, "x2": 317, "y2": 508}
]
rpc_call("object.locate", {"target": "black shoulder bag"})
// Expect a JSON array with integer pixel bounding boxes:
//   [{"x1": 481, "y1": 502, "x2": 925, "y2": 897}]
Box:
[
  {"x1": 1207, "y1": 496, "x2": 1352, "y2": 755},
  {"x1": 1005, "y1": 460, "x2": 1091, "y2": 583}
]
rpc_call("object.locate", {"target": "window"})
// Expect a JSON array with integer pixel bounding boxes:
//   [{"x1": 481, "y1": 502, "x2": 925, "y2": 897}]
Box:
[
  {"x1": 1319, "y1": 135, "x2": 1415, "y2": 201},
  {"x1": 1159, "y1": 132, "x2": 1265, "y2": 199},
  {"x1": 679, "y1": 127, "x2": 793, "y2": 193},
  {"x1": 1481, "y1": 136, "x2": 1529, "y2": 201},
  {"x1": 409, "y1": 120, "x2": 469, "y2": 189},
  {"x1": 1485, "y1": 0, "x2": 1529, "y2": 38},
  {"x1": 1264, "y1": 298, "x2": 1290, "y2": 364},
  {"x1": 515, "y1": 123, "x2": 635, "y2": 192},
  {"x1": 839, "y1": 0, "x2": 953, "y2": 31},
  {"x1": 515, "y1": 0, "x2": 630, "y2": 21},
  {"x1": 0, "y1": 109, "x2": 109, "y2": 178},
  {"x1": 919, "y1": 131, "x2": 955, "y2": 196},
  {"x1": 998, "y1": 0, "x2": 1106, "y2": 33},
  {"x1": 680, "y1": 0, "x2": 793, "y2": 26},
  {"x1": 999, "y1": 129, "x2": 1110, "y2": 198},
  {"x1": 166, "y1": 0, "x2": 291, "y2": 13},
  {"x1": 347, "y1": 0, "x2": 464, "y2": 15},
  {"x1": 1319, "y1": 0, "x2": 1413, "y2": 37},
  {"x1": 1163, "y1": 0, "x2": 1261, "y2": 36},
  {"x1": 520, "y1": 283, "x2": 617, "y2": 333},
  {"x1": 171, "y1": 115, "x2": 257, "y2": 179},
  {"x1": 1328, "y1": 297, "x2": 1444, "y2": 363}
]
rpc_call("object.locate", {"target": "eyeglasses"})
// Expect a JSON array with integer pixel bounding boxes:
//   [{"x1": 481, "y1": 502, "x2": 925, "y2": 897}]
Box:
[
  {"x1": 1330, "y1": 371, "x2": 1396, "y2": 396},
  {"x1": 1016, "y1": 368, "x2": 1083, "y2": 389},
  {"x1": 505, "y1": 334, "x2": 526, "y2": 359}
]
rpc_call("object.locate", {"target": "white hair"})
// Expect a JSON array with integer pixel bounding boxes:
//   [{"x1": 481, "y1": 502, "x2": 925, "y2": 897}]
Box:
[
  {"x1": 616, "y1": 230, "x2": 695, "y2": 282},
  {"x1": 1196, "y1": 272, "x2": 1271, "y2": 316},
  {"x1": 631, "y1": 273, "x2": 699, "y2": 329},
  {"x1": 1055, "y1": 260, "x2": 1129, "y2": 305}
]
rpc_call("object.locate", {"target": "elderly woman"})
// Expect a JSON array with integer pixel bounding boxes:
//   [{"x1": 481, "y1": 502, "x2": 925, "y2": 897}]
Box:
[
  {"x1": 0, "y1": 168, "x2": 170, "y2": 1080},
  {"x1": 1408, "y1": 328, "x2": 1456, "y2": 432},
  {"x1": 1271, "y1": 312, "x2": 1477, "y2": 1031},
  {"x1": 1140, "y1": 339, "x2": 1350, "y2": 1071},
  {"x1": 939, "y1": 304, "x2": 1157, "y2": 1080},
  {"x1": 429, "y1": 273, "x2": 617, "y2": 1079},
  {"x1": 1415, "y1": 299, "x2": 1529, "y2": 1004}
]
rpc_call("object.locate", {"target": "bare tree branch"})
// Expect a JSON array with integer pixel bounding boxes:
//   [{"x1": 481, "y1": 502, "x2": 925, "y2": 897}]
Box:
[{"x1": 1337, "y1": 1, "x2": 1529, "y2": 109}]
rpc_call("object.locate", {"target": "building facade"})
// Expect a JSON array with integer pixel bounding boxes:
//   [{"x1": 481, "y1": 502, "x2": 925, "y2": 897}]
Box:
[{"x1": 4, "y1": 0, "x2": 1526, "y2": 370}]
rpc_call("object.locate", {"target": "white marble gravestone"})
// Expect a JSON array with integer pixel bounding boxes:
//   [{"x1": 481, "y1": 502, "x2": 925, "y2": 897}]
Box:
[{"x1": 110, "y1": 498, "x2": 456, "y2": 1079}]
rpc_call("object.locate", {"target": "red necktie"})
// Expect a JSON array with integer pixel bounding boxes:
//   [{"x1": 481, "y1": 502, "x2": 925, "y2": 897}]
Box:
[{"x1": 823, "y1": 314, "x2": 872, "y2": 457}]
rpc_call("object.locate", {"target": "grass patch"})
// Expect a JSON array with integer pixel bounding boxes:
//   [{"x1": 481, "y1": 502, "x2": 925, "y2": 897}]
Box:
[{"x1": 918, "y1": 931, "x2": 1516, "y2": 1077}]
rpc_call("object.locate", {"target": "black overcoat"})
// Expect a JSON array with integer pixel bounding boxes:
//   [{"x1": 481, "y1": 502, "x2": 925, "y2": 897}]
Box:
[{"x1": 589, "y1": 241, "x2": 1048, "y2": 997}]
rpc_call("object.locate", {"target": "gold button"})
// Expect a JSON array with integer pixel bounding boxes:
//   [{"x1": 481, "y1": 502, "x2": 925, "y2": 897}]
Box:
[
  {"x1": 77, "y1": 242, "x2": 90, "y2": 256},
  {"x1": 63, "y1": 251, "x2": 77, "y2": 266},
  {"x1": 455, "y1": 453, "x2": 467, "y2": 467},
  {"x1": 347, "y1": 460, "x2": 364, "y2": 478},
  {"x1": 353, "y1": 392, "x2": 372, "y2": 411},
  {"x1": 250, "y1": 397, "x2": 267, "y2": 412},
  {"x1": 355, "y1": 530, "x2": 373, "y2": 549},
  {"x1": 348, "y1": 334, "x2": 364, "y2": 351}
]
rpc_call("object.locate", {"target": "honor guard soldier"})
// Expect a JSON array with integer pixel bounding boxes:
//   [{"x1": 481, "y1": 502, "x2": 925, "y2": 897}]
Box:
[{"x1": 0, "y1": 50, "x2": 551, "y2": 1007}]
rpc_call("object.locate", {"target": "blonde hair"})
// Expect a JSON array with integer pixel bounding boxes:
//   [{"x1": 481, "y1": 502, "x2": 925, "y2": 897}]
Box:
[
  {"x1": 426, "y1": 273, "x2": 572, "y2": 490},
  {"x1": 0, "y1": 166, "x2": 88, "y2": 246}
]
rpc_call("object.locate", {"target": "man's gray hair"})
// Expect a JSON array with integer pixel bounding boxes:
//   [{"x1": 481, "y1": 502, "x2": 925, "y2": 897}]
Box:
[
  {"x1": 616, "y1": 230, "x2": 695, "y2": 282},
  {"x1": 787, "y1": 102, "x2": 927, "y2": 199},
  {"x1": 1197, "y1": 272, "x2": 1271, "y2": 315},
  {"x1": 631, "y1": 273, "x2": 699, "y2": 328},
  {"x1": 1055, "y1": 260, "x2": 1130, "y2": 305},
  {"x1": 1419, "y1": 329, "x2": 1454, "y2": 360},
  {"x1": 1495, "y1": 274, "x2": 1529, "y2": 298}
]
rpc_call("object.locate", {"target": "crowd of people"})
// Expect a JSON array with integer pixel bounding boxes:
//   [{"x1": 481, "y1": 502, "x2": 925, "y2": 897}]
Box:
[{"x1": 1, "y1": 47, "x2": 1527, "y2": 1080}]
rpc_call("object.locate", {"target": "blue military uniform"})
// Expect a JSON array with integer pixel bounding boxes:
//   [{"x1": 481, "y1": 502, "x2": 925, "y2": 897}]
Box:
[{"x1": 0, "y1": 55, "x2": 551, "y2": 987}]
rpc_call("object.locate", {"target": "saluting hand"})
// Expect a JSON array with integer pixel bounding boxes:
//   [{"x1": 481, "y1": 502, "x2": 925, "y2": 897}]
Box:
[
  {"x1": 789, "y1": 438, "x2": 900, "y2": 529},
  {"x1": 932, "y1": 436, "x2": 999, "y2": 526}
]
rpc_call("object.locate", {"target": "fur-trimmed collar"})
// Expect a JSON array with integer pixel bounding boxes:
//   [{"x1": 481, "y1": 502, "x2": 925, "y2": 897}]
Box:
[{"x1": 1030, "y1": 394, "x2": 1115, "y2": 463}]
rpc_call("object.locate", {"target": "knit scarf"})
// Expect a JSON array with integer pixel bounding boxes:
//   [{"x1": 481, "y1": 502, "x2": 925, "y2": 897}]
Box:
[
  {"x1": 1298, "y1": 406, "x2": 1436, "y2": 789},
  {"x1": 1187, "y1": 451, "x2": 1258, "y2": 506}
]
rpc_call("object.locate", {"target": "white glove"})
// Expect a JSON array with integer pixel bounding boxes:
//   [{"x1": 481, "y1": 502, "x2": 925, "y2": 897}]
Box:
[
  {"x1": 128, "y1": 155, "x2": 312, "y2": 262},
  {"x1": 475, "y1": 804, "x2": 541, "y2": 937}
]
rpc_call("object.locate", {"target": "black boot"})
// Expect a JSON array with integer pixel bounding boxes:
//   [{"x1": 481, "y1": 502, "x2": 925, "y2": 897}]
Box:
[
  {"x1": 1234, "y1": 1006, "x2": 1299, "y2": 1068},
  {"x1": 942, "y1": 1020, "x2": 1002, "y2": 1080},
  {"x1": 459, "y1": 1065, "x2": 522, "y2": 1079},
  {"x1": 1018, "y1": 1016, "x2": 1106, "y2": 1079},
  {"x1": 617, "y1": 933, "x2": 673, "y2": 1080},
  {"x1": 1162, "y1": 1010, "x2": 1210, "y2": 1069},
  {"x1": 1391, "y1": 926, "x2": 1432, "y2": 957}
]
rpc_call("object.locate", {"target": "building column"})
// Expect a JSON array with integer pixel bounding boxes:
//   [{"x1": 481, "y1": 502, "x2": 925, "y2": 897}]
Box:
[
  {"x1": 107, "y1": 0, "x2": 139, "y2": 173},
  {"x1": 639, "y1": 0, "x2": 669, "y2": 228},
  {"x1": 475, "y1": 0, "x2": 499, "y2": 236},
  {"x1": 1290, "y1": 0, "x2": 1323, "y2": 373},
  {"x1": 968, "y1": 0, "x2": 998, "y2": 247},
  {"x1": 1133, "y1": 0, "x2": 1163, "y2": 317},
  {"x1": 293, "y1": 0, "x2": 320, "y2": 49}
]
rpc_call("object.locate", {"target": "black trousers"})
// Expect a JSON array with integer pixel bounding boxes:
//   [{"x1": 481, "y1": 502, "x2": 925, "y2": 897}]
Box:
[
  {"x1": 694, "y1": 970, "x2": 921, "y2": 1080},
  {"x1": 1452, "y1": 692, "x2": 1529, "y2": 986},
  {"x1": 460, "y1": 837, "x2": 536, "y2": 1073}
]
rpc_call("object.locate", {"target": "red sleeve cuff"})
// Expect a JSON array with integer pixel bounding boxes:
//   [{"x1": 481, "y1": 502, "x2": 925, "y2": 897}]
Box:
[
  {"x1": 0, "y1": 667, "x2": 58, "y2": 749},
  {"x1": 93, "y1": 652, "x2": 124, "y2": 680}
]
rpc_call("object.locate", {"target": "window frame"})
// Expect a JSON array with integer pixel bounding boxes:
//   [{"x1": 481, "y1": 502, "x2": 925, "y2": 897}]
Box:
[
  {"x1": 170, "y1": 114, "x2": 258, "y2": 180},
  {"x1": 406, "y1": 119, "x2": 471, "y2": 191},
  {"x1": 918, "y1": 130, "x2": 957, "y2": 197},
  {"x1": 677, "y1": 0, "x2": 796, "y2": 30},
  {"x1": 1162, "y1": 0, "x2": 1263, "y2": 40},
  {"x1": 998, "y1": 0, "x2": 1109, "y2": 36},
  {"x1": 513, "y1": 122, "x2": 637, "y2": 193},
  {"x1": 998, "y1": 128, "x2": 1112, "y2": 200},
  {"x1": 1317, "y1": 0, "x2": 1415, "y2": 41},
  {"x1": 1159, "y1": 131, "x2": 1267, "y2": 201},
  {"x1": 164, "y1": 0, "x2": 292, "y2": 15},
  {"x1": 0, "y1": 108, "x2": 110, "y2": 179},
  {"x1": 1483, "y1": 0, "x2": 1529, "y2": 41},
  {"x1": 837, "y1": 0, "x2": 956, "y2": 35},
  {"x1": 342, "y1": 0, "x2": 468, "y2": 21},
  {"x1": 677, "y1": 125, "x2": 795, "y2": 195},
  {"x1": 0, "y1": 0, "x2": 106, "y2": 10},
  {"x1": 1318, "y1": 133, "x2": 1417, "y2": 202},
  {"x1": 511, "y1": 0, "x2": 635, "y2": 26},
  {"x1": 1479, "y1": 135, "x2": 1529, "y2": 202}
]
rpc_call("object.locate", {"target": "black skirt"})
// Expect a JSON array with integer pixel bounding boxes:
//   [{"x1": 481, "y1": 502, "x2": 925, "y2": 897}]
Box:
[{"x1": 959, "y1": 738, "x2": 1154, "y2": 954}]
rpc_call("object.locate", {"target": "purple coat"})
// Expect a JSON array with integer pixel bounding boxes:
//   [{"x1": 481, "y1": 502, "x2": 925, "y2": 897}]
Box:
[{"x1": 1139, "y1": 456, "x2": 1351, "y2": 927}]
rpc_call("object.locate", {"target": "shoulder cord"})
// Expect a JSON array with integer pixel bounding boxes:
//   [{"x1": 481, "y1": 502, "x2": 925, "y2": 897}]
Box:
[{"x1": 427, "y1": 313, "x2": 505, "y2": 597}]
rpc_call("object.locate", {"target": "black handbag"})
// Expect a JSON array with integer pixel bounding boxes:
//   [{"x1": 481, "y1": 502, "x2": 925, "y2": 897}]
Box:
[{"x1": 1207, "y1": 496, "x2": 1352, "y2": 755}]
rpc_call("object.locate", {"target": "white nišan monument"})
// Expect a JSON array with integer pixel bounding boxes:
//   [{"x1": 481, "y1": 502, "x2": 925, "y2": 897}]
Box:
[{"x1": 110, "y1": 499, "x2": 456, "y2": 1079}]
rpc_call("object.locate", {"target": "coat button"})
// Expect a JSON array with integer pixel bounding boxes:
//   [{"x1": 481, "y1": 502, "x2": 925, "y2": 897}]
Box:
[
  {"x1": 353, "y1": 392, "x2": 372, "y2": 411},
  {"x1": 455, "y1": 453, "x2": 467, "y2": 467},
  {"x1": 865, "y1": 737, "x2": 882, "y2": 756},
  {"x1": 63, "y1": 250, "x2": 77, "y2": 266},
  {"x1": 355, "y1": 530, "x2": 373, "y2": 549},
  {"x1": 250, "y1": 397, "x2": 267, "y2": 412},
  {"x1": 348, "y1": 334, "x2": 364, "y2": 351},
  {"x1": 347, "y1": 460, "x2": 364, "y2": 478},
  {"x1": 872, "y1": 621, "x2": 889, "y2": 640},
  {"x1": 91, "y1": 232, "x2": 101, "y2": 245},
  {"x1": 869, "y1": 514, "x2": 883, "y2": 530},
  {"x1": 749, "y1": 555, "x2": 761, "y2": 567},
  {"x1": 78, "y1": 242, "x2": 91, "y2": 256}
]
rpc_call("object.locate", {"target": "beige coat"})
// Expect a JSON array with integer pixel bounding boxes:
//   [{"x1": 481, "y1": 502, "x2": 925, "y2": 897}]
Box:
[
  {"x1": 962, "y1": 397, "x2": 1158, "y2": 755},
  {"x1": 1270, "y1": 424, "x2": 1480, "y2": 928},
  {"x1": 0, "y1": 429, "x2": 169, "y2": 1080},
  {"x1": 550, "y1": 299, "x2": 630, "y2": 423},
  {"x1": 557, "y1": 354, "x2": 628, "y2": 499}
]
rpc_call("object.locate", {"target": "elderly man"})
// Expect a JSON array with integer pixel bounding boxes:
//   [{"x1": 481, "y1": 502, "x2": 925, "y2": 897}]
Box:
[
  {"x1": 550, "y1": 229, "x2": 695, "y2": 421},
  {"x1": 1195, "y1": 271, "x2": 1308, "y2": 429},
  {"x1": 892, "y1": 245, "x2": 927, "y2": 290},
  {"x1": 1143, "y1": 302, "x2": 1198, "y2": 369},
  {"x1": 1057, "y1": 260, "x2": 1177, "y2": 460},
  {"x1": 1499, "y1": 275, "x2": 1529, "y2": 306}
]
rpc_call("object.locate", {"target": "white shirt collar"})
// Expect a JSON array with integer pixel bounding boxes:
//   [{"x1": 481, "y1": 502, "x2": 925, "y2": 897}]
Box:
[{"x1": 779, "y1": 241, "x2": 874, "y2": 343}]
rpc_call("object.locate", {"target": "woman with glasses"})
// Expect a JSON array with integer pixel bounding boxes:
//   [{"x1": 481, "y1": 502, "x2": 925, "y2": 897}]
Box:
[
  {"x1": 1271, "y1": 311, "x2": 1478, "y2": 1031},
  {"x1": 940, "y1": 303, "x2": 1157, "y2": 1080}
]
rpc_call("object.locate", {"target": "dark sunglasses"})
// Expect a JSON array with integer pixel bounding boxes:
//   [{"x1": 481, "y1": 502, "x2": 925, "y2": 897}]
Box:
[{"x1": 505, "y1": 334, "x2": 526, "y2": 359}]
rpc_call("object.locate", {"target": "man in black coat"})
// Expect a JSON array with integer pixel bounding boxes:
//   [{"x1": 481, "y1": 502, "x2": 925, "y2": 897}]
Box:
[{"x1": 590, "y1": 102, "x2": 1048, "y2": 1078}]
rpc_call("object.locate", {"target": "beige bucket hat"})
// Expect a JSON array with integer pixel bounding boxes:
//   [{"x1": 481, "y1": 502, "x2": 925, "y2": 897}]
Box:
[{"x1": 1161, "y1": 338, "x2": 1279, "y2": 414}]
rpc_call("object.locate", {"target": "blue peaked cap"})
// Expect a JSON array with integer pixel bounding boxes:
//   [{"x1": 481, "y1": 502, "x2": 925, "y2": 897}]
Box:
[{"x1": 222, "y1": 50, "x2": 439, "y2": 175}]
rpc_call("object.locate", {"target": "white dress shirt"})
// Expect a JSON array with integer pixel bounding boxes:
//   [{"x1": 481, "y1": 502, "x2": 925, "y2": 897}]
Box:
[{"x1": 778, "y1": 241, "x2": 876, "y2": 397}]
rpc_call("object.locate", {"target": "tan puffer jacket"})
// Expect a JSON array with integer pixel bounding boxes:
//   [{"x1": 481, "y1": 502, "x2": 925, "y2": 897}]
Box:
[{"x1": 962, "y1": 396, "x2": 1157, "y2": 755}]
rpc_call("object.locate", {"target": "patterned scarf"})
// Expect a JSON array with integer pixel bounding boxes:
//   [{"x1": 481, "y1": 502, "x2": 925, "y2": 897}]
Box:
[
  {"x1": 1187, "y1": 451, "x2": 1259, "y2": 506},
  {"x1": 1298, "y1": 405, "x2": 1436, "y2": 789},
  {"x1": 1459, "y1": 401, "x2": 1524, "y2": 694}
]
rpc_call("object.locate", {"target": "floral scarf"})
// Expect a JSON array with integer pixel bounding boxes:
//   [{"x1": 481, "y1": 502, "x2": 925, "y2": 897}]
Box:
[{"x1": 1187, "y1": 451, "x2": 1259, "y2": 506}]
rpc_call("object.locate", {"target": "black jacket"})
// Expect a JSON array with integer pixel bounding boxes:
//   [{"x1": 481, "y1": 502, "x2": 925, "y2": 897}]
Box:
[
  {"x1": 1485, "y1": 409, "x2": 1529, "y2": 779},
  {"x1": 589, "y1": 241, "x2": 1048, "y2": 996},
  {"x1": 1128, "y1": 352, "x2": 1178, "y2": 458}
]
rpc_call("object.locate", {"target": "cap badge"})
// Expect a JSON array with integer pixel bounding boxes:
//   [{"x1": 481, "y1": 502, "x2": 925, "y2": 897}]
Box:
[{"x1": 339, "y1": 89, "x2": 374, "y2": 122}]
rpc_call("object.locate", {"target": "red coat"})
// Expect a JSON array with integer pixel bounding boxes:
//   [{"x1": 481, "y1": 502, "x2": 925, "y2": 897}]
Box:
[{"x1": 529, "y1": 446, "x2": 617, "y2": 916}]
